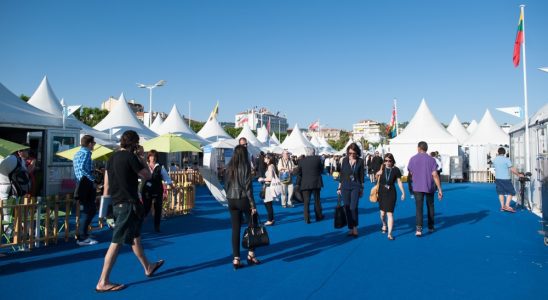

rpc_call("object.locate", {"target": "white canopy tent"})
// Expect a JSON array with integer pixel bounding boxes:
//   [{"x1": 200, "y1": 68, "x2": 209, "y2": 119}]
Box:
[
  {"x1": 149, "y1": 115, "x2": 164, "y2": 134},
  {"x1": 26, "y1": 76, "x2": 113, "y2": 142},
  {"x1": 387, "y1": 99, "x2": 458, "y2": 174},
  {"x1": 256, "y1": 125, "x2": 270, "y2": 144},
  {"x1": 93, "y1": 93, "x2": 157, "y2": 140},
  {"x1": 336, "y1": 138, "x2": 363, "y2": 156},
  {"x1": 280, "y1": 124, "x2": 316, "y2": 156},
  {"x1": 157, "y1": 104, "x2": 207, "y2": 144},
  {"x1": 466, "y1": 120, "x2": 478, "y2": 134},
  {"x1": 464, "y1": 109, "x2": 510, "y2": 172},
  {"x1": 236, "y1": 123, "x2": 265, "y2": 147},
  {"x1": 197, "y1": 115, "x2": 232, "y2": 142},
  {"x1": 446, "y1": 115, "x2": 469, "y2": 145},
  {"x1": 309, "y1": 135, "x2": 322, "y2": 148},
  {"x1": 270, "y1": 133, "x2": 281, "y2": 145}
]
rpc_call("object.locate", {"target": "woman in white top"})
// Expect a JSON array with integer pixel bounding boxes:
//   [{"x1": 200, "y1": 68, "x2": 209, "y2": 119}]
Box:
[{"x1": 259, "y1": 153, "x2": 277, "y2": 225}]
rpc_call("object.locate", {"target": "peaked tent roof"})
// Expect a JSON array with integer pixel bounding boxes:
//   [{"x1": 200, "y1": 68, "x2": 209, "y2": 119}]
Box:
[
  {"x1": 336, "y1": 138, "x2": 363, "y2": 155},
  {"x1": 149, "y1": 115, "x2": 164, "y2": 134},
  {"x1": 156, "y1": 105, "x2": 207, "y2": 144},
  {"x1": 509, "y1": 103, "x2": 548, "y2": 133},
  {"x1": 446, "y1": 115, "x2": 469, "y2": 144},
  {"x1": 236, "y1": 123, "x2": 264, "y2": 147},
  {"x1": 309, "y1": 135, "x2": 322, "y2": 148},
  {"x1": 390, "y1": 99, "x2": 458, "y2": 144},
  {"x1": 94, "y1": 93, "x2": 157, "y2": 140},
  {"x1": 270, "y1": 133, "x2": 280, "y2": 145},
  {"x1": 256, "y1": 125, "x2": 269, "y2": 144},
  {"x1": 0, "y1": 82, "x2": 71, "y2": 129},
  {"x1": 280, "y1": 124, "x2": 316, "y2": 156},
  {"x1": 464, "y1": 109, "x2": 509, "y2": 146},
  {"x1": 26, "y1": 76, "x2": 112, "y2": 140},
  {"x1": 467, "y1": 120, "x2": 478, "y2": 134},
  {"x1": 197, "y1": 115, "x2": 232, "y2": 142}
]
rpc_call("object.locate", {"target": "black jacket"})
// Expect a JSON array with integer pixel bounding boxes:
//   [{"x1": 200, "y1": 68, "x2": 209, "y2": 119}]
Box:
[
  {"x1": 339, "y1": 157, "x2": 365, "y2": 186},
  {"x1": 297, "y1": 155, "x2": 323, "y2": 191},
  {"x1": 225, "y1": 167, "x2": 256, "y2": 209}
]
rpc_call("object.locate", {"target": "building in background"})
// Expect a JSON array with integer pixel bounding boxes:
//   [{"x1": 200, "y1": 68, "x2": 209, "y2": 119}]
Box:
[
  {"x1": 235, "y1": 107, "x2": 288, "y2": 133},
  {"x1": 320, "y1": 128, "x2": 344, "y2": 141},
  {"x1": 352, "y1": 120, "x2": 382, "y2": 143},
  {"x1": 101, "y1": 96, "x2": 143, "y2": 113}
]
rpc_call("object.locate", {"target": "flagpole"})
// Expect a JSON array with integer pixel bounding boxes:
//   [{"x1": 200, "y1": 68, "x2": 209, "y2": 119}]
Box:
[
  {"x1": 520, "y1": 4, "x2": 530, "y2": 173},
  {"x1": 394, "y1": 98, "x2": 398, "y2": 136}
]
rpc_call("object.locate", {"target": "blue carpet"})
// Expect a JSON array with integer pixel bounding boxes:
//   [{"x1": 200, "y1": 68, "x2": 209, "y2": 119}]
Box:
[{"x1": 1, "y1": 176, "x2": 547, "y2": 299}]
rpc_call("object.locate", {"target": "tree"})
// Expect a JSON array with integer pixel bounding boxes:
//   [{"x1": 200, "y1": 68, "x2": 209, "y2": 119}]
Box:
[
  {"x1": 225, "y1": 127, "x2": 243, "y2": 138},
  {"x1": 73, "y1": 107, "x2": 109, "y2": 127},
  {"x1": 189, "y1": 121, "x2": 205, "y2": 133},
  {"x1": 19, "y1": 94, "x2": 30, "y2": 102}
]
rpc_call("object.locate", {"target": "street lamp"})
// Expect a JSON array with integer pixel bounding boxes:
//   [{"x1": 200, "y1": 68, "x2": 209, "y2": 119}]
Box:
[
  {"x1": 137, "y1": 80, "x2": 166, "y2": 127},
  {"x1": 539, "y1": 67, "x2": 548, "y2": 73}
]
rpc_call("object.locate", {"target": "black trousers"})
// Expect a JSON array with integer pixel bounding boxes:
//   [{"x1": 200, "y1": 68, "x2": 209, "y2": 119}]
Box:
[
  {"x1": 144, "y1": 193, "x2": 163, "y2": 231},
  {"x1": 228, "y1": 198, "x2": 253, "y2": 258},
  {"x1": 414, "y1": 192, "x2": 435, "y2": 230},
  {"x1": 264, "y1": 201, "x2": 274, "y2": 221},
  {"x1": 302, "y1": 189, "x2": 322, "y2": 222},
  {"x1": 77, "y1": 177, "x2": 97, "y2": 240}
]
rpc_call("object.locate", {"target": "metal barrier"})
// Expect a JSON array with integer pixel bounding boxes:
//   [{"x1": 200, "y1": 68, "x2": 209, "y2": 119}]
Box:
[{"x1": 468, "y1": 171, "x2": 496, "y2": 183}]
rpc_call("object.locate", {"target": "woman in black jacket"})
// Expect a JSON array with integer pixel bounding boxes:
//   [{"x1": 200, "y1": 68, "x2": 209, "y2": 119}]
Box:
[
  {"x1": 336, "y1": 143, "x2": 365, "y2": 237},
  {"x1": 142, "y1": 150, "x2": 173, "y2": 233},
  {"x1": 225, "y1": 145, "x2": 260, "y2": 269}
]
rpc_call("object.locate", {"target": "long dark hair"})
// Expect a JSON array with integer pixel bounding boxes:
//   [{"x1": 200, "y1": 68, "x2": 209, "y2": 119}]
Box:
[
  {"x1": 226, "y1": 145, "x2": 250, "y2": 182},
  {"x1": 265, "y1": 153, "x2": 278, "y2": 175}
]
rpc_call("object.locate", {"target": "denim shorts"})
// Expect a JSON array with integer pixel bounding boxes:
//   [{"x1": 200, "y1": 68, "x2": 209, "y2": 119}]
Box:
[
  {"x1": 112, "y1": 202, "x2": 143, "y2": 245},
  {"x1": 495, "y1": 179, "x2": 516, "y2": 196}
]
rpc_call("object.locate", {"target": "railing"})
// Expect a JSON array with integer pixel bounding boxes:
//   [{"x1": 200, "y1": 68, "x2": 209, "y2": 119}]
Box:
[
  {"x1": 468, "y1": 171, "x2": 496, "y2": 183},
  {"x1": 1, "y1": 169, "x2": 204, "y2": 251}
]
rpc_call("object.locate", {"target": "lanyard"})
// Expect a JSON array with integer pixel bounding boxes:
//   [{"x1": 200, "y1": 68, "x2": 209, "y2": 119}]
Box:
[{"x1": 384, "y1": 167, "x2": 392, "y2": 183}]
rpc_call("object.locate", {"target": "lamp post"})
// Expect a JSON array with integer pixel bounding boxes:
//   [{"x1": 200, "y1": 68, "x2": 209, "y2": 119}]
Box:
[
  {"x1": 137, "y1": 80, "x2": 166, "y2": 127},
  {"x1": 540, "y1": 67, "x2": 548, "y2": 73}
]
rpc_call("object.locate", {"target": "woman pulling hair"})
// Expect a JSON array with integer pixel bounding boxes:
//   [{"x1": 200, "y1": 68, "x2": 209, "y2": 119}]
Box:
[
  {"x1": 260, "y1": 153, "x2": 277, "y2": 226},
  {"x1": 225, "y1": 145, "x2": 261, "y2": 269},
  {"x1": 337, "y1": 143, "x2": 365, "y2": 237},
  {"x1": 376, "y1": 153, "x2": 405, "y2": 240}
]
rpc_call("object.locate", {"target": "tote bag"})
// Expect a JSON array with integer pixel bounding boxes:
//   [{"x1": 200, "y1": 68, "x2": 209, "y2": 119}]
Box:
[
  {"x1": 334, "y1": 195, "x2": 347, "y2": 228},
  {"x1": 242, "y1": 213, "x2": 270, "y2": 249}
]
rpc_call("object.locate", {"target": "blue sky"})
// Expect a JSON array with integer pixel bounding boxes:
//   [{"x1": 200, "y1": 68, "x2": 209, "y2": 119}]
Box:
[{"x1": 1, "y1": 0, "x2": 547, "y2": 130}]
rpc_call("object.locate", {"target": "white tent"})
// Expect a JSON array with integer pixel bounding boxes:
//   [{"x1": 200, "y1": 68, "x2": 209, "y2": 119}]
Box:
[
  {"x1": 464, "y1": 109, "x2": 509, "y2": 146},
  {"x1": 446, "y1": 115, "x2": 469, "y2": 145},
  {"x1": 466, "y1": 120, "x2": 478, "y2": 134},
  {"x1": 464, "y1": 109, "x2": 510, "y2": 172},
  {"x1": 280, "y1": 124, "x2": 316, "y2": 156},
  {"x1": 149, "y1": 115, "x2": 164, "y2": 134},
  {"x1": 94, "y1": 93, "x2": 157, "y2": 140},
  {"x1": 156, "y1": 104, "x2": 207, "y2": 144},
  {"x1": 309, "y1": 135, "x2": 322, "y2": 148},
  {"x1": 236, "y1": 123, "x2": 264, "y2": 147},
  {"x1": 197, "y1": 116, "x2": 232, "y2": 142},
  {"x1": 256, "y1": 125, "x2": 270, "y2": 144},
  {"x1": 336, "y1": 138, "x2": 363, "y2": 156},
  {"x1": 26, "y1": 76, "x2": 113, "y2": 142},
  {"x1": 388, "y1": 99, "x2": 458, "y2": 174},
  {"x1": 0, "y1": 82, "x2": 75, "y2": 129},
  {"x1": 270, "y1": 133, "x2": 281, "y2": 145}
]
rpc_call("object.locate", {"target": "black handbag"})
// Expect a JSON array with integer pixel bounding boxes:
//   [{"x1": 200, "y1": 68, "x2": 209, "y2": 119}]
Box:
[
  {"x1": 242, "y1": 213, "x2": 270, "y2": 249},
  {"x1": 334, "y1": 195, "x2": 347, "y2": 229}
]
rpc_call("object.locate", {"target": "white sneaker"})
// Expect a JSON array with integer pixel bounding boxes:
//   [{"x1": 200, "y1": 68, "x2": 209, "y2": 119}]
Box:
[{"x1": 77, "y1": 238, "x2": 98, "y2": 246}]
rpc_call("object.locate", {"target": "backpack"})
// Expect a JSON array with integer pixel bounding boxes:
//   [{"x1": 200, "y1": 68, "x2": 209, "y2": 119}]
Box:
[{"x1": 9, "y1": 157, "x2": 31, "y2": 197}]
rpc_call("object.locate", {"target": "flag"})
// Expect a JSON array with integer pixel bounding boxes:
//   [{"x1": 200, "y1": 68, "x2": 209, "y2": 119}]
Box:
[
  {"x1": 308, "y1": 120, "x2": 319, "y2": 131},
  {"x1": 267, "y1": 117, "x2": 271, "y2": 133},
  {"x1": 208, "y1": 102, "x2": 219, "y2": 121},
  {"x1": 513, "y1": 10, "x2": 524, "y2": 67},
  {"x1": 237, "y1": 115, "x2": 248, "y2": 126},
  {"x1": 386, "y1": 103, "x2": 397, "y2": 138}
]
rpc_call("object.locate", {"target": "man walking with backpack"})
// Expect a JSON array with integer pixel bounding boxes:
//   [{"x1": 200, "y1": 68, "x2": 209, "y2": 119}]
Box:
[{"x1": 73, "y1": 135, "x2": 98, "y2": 246}]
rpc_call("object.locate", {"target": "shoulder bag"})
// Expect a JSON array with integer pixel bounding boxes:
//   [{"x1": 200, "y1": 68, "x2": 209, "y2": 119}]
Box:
[
  {"x1": 334, "y1": 194, "x2": 347, "y2": 228},
  {"x1": 242, "y1": 213, "x2": 270, "y2": 249}
]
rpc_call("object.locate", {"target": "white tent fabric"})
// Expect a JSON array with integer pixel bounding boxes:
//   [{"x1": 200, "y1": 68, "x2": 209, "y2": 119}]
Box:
[
  {"x1": 463, "y1": 109, "x2": 509, "y2": 146},
  {"x1": 509, "y1": 103, "x2": 548, "y2": 133},
  {"x1": 94, "y1": 93, "x2": 157, "y2": 140},
  {"x1": 280, "y1": 124, "x2": 316, "y2": 156},
  {"x1": 446, "y1": 115, "x2": 469, "y2": 144},
  {"x1": 26, "y1": 76, "x2": 112, "y2": 141},
  {"x1": 309, "y1": 135, "x2": 322, "y2": 147},
  {"x1": 149, "y1": 115, "x2": 164, "y2": 134},
  {"x1": 197, "y1": 116, "x2": 232, "y2": 142},
  {"x1": 0, "y1": 82, "x2": 77, "y2": 129},
  {"x1": 270, "y1": 133, "x2": 281, "y2": 145},
  {"x1": 236, "y1": 123, "x2": 264, "y2": 147},
  {"x1": 387, "y1": 99, "x2": 458, "y2": 173},
  {"x1": 335, "y1": 138, "x2": 363, "y2": 156},
  {"x1": 466, "y1": 120, "x2": 478, "y2": 134},
  {"x1": 256, "y1": 125, "x2": 270, "y2": 144},
  {"x1": 157, "y1": 104, "x2": 207, "y2": 144}
]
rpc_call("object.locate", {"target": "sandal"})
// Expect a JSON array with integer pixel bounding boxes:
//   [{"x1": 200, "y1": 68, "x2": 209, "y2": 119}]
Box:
[
  {"x1": 503, "y1": 206, "x2": 516, "y2": 213},
  {"x1": 233, "y1": 257, "x2": 244, "y2": 270},
  {"x1": 95, "y1": 283, "x2": 126, "y2": 293},
  {"x1": 247, "y1": 254, "x2": 261, "y2": 265},
  {"x1": 381, "y1": 226, "x2": 387, "y2": 234},
  {"x1": 415, "y1": 231, "x2": 422, "y2": 237},
  {"x1": 388, "y1": 235, "x2": 395, "y2": 240},
  {"x1": 146, "y1": 260, "x2": 165, "y2": 277}
]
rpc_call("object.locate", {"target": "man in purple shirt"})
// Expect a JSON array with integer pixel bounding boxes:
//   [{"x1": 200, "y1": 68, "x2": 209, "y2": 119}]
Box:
[{"x1": 407, "y1": 141, "x2": 443, "y2": 237}]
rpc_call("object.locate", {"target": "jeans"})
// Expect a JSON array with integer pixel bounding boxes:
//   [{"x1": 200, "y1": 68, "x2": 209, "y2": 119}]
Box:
[
  {"x1": 77, "y1": 177, "x2": 97, "y2": 240},
  {"x1": 342, "y1": 182, "x2": 361, "y2": 229},
  {"x1": 281, "y1": 183, "x2": 294, "y2": 206},
  {"x1": 414, "y1": 192, "x2": 435, "y2": 230}
]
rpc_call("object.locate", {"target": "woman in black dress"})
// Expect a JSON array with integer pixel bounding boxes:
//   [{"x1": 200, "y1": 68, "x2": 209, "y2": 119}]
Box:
[{"x1": 377, "y1": 153, "x2": 405, "y2": 240}]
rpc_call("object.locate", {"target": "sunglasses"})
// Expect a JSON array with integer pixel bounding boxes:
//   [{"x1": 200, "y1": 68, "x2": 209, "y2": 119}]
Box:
[
  {"x1": 348, "y1": 152, "x2": 357, "y2": 155},
  {"x1": 384, "y1": 159, "x2": 393, "y2": 162}
]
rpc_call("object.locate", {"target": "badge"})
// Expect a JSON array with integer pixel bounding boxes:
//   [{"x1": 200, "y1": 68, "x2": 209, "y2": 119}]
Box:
[{"x1": 384, "y1": 185, "x2": 390, "y2": 189}]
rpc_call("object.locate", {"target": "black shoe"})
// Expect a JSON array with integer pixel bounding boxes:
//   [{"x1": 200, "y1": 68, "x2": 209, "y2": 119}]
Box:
[
  {"x1": 247, "y1": 255, "x2": 261, "y2": 265},
  {"x1": 316, "y1": 216, "x2": 325, "y2": 222},
  {"x1": 305, "y1": 219, "x2": 311, "y2": 224},
  {"x1": 233, "y1": 258, "x2": 244, "y2": 270}
]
